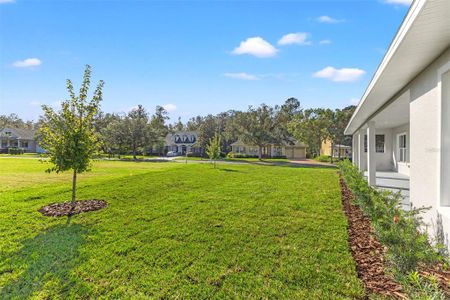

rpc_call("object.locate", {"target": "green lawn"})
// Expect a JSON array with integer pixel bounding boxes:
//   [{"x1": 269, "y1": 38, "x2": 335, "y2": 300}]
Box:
[{"x1": 0, "y1": 158, "x2": 363, "y2": 299}]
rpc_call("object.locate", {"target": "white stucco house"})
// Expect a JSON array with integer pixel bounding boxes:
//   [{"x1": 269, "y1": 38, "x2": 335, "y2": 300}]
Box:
[{"x1": 345, "y1": 0, "x2": 450, "y2": 249}]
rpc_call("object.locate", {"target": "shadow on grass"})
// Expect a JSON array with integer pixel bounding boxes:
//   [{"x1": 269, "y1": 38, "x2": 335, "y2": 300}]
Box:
[
  {"x1": 0, "y1": 224, "x2": 87, "y2": 299},
  {"x1": 218, "y1": 168, "x2": 240, "y2": 173},
  {"x1": 224, "y1": 159, "x2": 337, "y2": 170}
]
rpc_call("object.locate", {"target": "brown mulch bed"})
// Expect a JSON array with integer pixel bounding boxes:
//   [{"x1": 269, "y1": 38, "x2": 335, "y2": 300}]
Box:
[
  {"x1": 39, "y1": 199, "x2": 107, "y2": 217},
  {"x1": 339, "y1": 176, "x2": 407, "y2": 299},
  {"x1": 419, "y1": 263, "x2": 450, "y2": 295}
]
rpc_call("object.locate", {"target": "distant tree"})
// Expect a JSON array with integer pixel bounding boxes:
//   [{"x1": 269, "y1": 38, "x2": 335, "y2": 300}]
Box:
[
  {"x1": 38, "y1": 65, "x2": 104, "y2": 209},
  {"x1": 186, "y1": 116, "x2": 203, "y2": 131},
  {"x1": 173, "y1": 117, "x2": 184, "y2": 131},
  {"x1": 289, "y1": 108, "x2": 331, "y2": 157},
  {"x1": 274, "y1": 98, "x2": 302, "y2": 144},
  {"x1": 149, "y1": 106, "x2": 169, "y2": 155},
  {"x1": 95, "y1": 112, "x2": 121, "y2": 153},
  {"x1": 127, "y1": 105, "x2": 150, "y2": 159},
  {"x1": 0, "y1": 113, "x2": 35, "y2": 129},
  {"x1": 197, "y1": 115, "x2": 219, "y2": 155},
  {"x1": 102, "y1": 116, "x2": 130, "y2": 158},
  {"x1": 234, "y1": 104, "x2": 277, "y2": 160},
  {"x1": 206, "y1": 133, "x2": 221, "y2": 168}
]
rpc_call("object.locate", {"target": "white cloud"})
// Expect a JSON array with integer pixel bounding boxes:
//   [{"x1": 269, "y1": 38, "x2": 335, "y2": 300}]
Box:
[
  {"x1": 319, "y1": 39, "x2": 332, "y2": 45},
  {"x1": 278, "y1": 32, "x2": 311, "y2": 46},
  {"x1": 349, "y1": 98, "x2": 360, "y2": 105},
  {"x1": 313, "y1": 66, "x2": 366, "y2": 82},
  {"x1": 384, "y1": 0, "x2": 412, "y2": 6},
  {"x1": 316, "y1": 15, "x2": 344, "y2": 24},
  {"x1": 0, "y1": 0, "x2": 15, "y2": 4},
  {"x1": 162, "y1": 103, "x2": 177, "y2": 112},
  {"x1": 232, "y1": 37, "x2": 278, "y2": 58},
  {"x1": 224, "y1": 72, "x2": 259, "y2": 80},
  {"x1": 13, "y1": 58, "x2": 42, "y2": 68}
]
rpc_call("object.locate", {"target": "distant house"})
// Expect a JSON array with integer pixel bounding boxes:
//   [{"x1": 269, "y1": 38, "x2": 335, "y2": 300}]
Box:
[
  {"x1": 0, "y1": 127, "x2": 44, "y2": 153},
  {"x1": 231, "y1": 140, "x2": 307, "y2": 159},
  {"x1": 345, "y1": 0, "x2": 450, "y2": 249},
  {"x1": 164, "y1": 131, "x2": 203, "y2": 155},
  {"x1": 321, "y1": 139, "x2": 352, "y2": 159}
]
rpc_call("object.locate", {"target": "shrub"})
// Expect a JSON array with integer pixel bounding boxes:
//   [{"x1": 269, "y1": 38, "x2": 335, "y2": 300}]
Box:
[
  {"x1": 315, "y1": 155, "x2": 331, "y2": 163},
  {"x1": 8, "y1": 147, "x2": 24, "y2": 155},
  {"x1": 187, "y1": 152, "x2": 203, "y2": 158},
  {"x1": 227, "y1": 152, "x2": 258, "y2": 159},
  {"x1": 338, "y1": 160, "x2": 444, "y2": 274}
]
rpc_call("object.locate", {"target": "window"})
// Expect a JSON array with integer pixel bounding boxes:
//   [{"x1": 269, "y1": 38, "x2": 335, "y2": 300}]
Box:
[
  {"x1": 364, "y1": 135, "x2": 367, "y2": 152},
  {"x1": 364, "y1": 134, "x2": 384, "y2": 153},
  {"x1": 21, "y1": 141, "x2": 29, "y2": 148},
  {"x1": 398, "y1": 134, "x2": 407, "y2": 162},
  {"x1": 376, "y1": 135, "x2": 385, "y2": 153}
]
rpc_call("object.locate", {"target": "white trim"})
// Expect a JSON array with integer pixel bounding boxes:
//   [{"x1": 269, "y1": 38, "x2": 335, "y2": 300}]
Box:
[
  {"x1": 437, "y1": 60, "x2": 450, "y2": 208},
  {"x1": 396, "y1": 132, "x2": 408, "y2": 163}
]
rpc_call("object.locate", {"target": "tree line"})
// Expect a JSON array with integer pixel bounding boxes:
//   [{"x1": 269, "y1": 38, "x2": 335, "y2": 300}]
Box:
[
  {"x1": 2, "y1": 100, "x2": 354, "y2": 159},
  {"x1": 92, "y1": 97, "x2": 354, "y2": 160}
]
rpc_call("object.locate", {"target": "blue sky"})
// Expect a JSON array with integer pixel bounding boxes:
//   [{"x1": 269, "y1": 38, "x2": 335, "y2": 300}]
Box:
[{"x1": 0, "y1": 0, "x2": 412, "y2": 122}]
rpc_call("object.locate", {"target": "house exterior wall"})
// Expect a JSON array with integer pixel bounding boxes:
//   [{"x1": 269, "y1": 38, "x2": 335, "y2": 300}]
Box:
[
  {"x1": 320, "y1": 140, "x2": 332, "y2": 156},
  {"x1": 351, "y1": 48, "x2": 450, "y2": 248},
  {"x1": 231, "y1": 143, "x2": 306, "y2": 159},
  {"x1": 408, "y1": 47, "x2": 450, "y2": 244}
]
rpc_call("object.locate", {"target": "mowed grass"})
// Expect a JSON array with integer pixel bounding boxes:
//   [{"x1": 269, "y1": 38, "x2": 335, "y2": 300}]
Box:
[{"x1": 0, "y1": 158, "x2": 364, "y2": 299}]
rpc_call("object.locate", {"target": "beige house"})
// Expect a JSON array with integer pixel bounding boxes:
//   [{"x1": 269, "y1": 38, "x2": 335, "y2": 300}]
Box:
[
  {"x1": 320, "y1": 139, "x2": 352, "y2": 159},
  {"x1": 231, "y1": 140, "x2": 306, "y2": 159}
]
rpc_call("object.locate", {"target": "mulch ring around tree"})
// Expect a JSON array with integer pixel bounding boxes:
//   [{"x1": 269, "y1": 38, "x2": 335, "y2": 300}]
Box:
[
  {"x1": 38, "y1": 199, "x2": 107, "y2": 217},
  {"x1": 339, "y1": 176, "x2": 407, "y2": 299}
]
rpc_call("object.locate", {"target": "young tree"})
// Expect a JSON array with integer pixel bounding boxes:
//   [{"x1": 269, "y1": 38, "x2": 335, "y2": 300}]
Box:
[
  {"x1": 206, "y1": 133, "x2": 221, "y2": 168},
  {"x1": 38, "y1": 65, "x2": 104, "y2": 208}
]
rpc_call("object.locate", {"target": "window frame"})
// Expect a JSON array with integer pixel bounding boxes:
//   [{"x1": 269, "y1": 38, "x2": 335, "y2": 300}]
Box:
[{"x1": 397, "y1": 133, "x2": 407, "y2": 163}]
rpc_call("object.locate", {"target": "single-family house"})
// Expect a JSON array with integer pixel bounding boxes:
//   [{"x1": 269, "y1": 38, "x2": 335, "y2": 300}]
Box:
[
  {"x1": 164, "y1": 131, "x2": 203, "y2": 155},
  {"x1": 320, "y1": 139, "x2": 352, "y2": 159},
  {"x1": 0, "y1": 127, "x2": 44, "y2": 153},
  {"x1": 231, "y1": 140, "x2": 307, "y2": 159},
  {"x1": 345, "y1": 0, "x2": 450, "y2": 248}
]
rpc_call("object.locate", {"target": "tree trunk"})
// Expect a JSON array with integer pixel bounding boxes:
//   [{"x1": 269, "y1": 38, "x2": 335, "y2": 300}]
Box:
[
  {"x1": 72, "y1": 170, "x2": 77, "y2": 204},
  {"x1": 330, "y1": 142, "x2": 334, "y2": 163},
  {"x1": 338, "y1": 144, "x2": 342, "y2": 160},
  {"x1": 258, "y1": 146, "x2": 262, "y2": 160},
  {"x1": 70, "y1": 169, "x2": 77, "y2": 216}
]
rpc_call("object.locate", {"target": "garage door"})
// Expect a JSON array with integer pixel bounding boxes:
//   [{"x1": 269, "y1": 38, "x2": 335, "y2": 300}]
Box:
[{"x1": 286, "y1": 147, "x2": 305, "y2": 159}]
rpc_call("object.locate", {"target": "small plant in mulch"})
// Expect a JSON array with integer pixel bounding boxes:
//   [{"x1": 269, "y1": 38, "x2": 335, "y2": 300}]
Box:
[
  {"x1": 340, "y1": 176, "x2": 406, "y2": 299},
  {"x1": 338, "y1": 160, "x2": 450, "y2": 299},
  {"x1": 39, "y1": 200, "x2": 107, "y2": 217}
]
